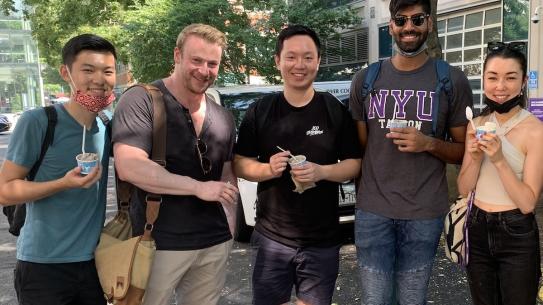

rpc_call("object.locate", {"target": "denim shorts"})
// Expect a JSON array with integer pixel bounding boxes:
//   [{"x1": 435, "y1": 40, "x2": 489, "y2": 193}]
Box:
[
  {"x1": 355, "y1": 209, "x2": 444, "y2": 305},
  {"x1": 251, "y1": 230, "x2": 340, "y2": 305}
]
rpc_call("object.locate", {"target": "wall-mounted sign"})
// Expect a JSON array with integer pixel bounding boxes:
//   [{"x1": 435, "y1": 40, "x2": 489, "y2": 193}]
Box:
[{"x1": 529, "y1": 98, "x2": 543, "y2": 121}]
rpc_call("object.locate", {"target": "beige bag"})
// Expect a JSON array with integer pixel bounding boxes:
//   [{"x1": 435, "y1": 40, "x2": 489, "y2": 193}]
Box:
[
  {"x1": 95, "y1": 84, "x2": 166, "y2": 304},
  {"x1": 95, "y1": 207, "x2": 156, "y2": 302}
]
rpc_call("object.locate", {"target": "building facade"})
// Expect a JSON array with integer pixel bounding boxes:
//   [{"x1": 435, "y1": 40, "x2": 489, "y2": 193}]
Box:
[
  {"x1": 0, "y1": 0, "x2": 42, "y2": 113},
  {"x1": 320, "y1": 0, "x2": 531, "y2": 112}
]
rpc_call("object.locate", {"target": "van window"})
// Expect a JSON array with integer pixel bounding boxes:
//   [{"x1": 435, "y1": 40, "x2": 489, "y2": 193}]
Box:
[{"x1": 221, "y1": 92, "x2": 276, "y2": 128}]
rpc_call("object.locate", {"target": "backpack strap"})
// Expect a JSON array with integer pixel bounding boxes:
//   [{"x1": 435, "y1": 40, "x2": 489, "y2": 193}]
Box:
[
  {"x1": 116, "y1": 84, "x2": 166, "y2": 240},
  {"x1": 432, "y1": 59, "x2": 453, "y2": 138},
  {"x1": 361, "y1": 61, "x2": 382, "y2": 98},
  {"x1": 97, "y1": 111, "x2": 112, "y2": 156},
  {"x1": 28, "y1": 105, "x2": 57, "y2": 180}
]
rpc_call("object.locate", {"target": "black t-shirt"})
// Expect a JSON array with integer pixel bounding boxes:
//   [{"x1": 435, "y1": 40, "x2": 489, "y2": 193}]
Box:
[
  {"x1": 235, "y1": 91, "x2": 360, "y2": 247},
  {"x1": 112, "y1": 80, "x2": 236, "y2": 250}
]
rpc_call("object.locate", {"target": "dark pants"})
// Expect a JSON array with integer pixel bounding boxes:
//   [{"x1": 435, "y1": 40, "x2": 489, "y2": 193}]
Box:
[
  {"x1": 251, "y1": 230, "x2": 340, "y2": 305},
  {"x1": 467, "y1": 206, "x2": 541, "y2": 305},
  {"x1": 14, "y1": 259, "x2": 106, "y2": 305}
]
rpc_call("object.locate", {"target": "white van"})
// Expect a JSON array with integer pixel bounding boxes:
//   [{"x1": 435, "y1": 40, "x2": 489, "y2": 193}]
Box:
[{"x1": 207, "y1": 81, "x2": 355, "y2": 242}]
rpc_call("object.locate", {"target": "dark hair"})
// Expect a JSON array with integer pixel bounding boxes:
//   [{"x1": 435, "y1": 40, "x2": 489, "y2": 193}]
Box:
[
  {"x1": 275, "y1": 24, "x2": 321, "y2": 57},
  {"x1": 62, "y1": 34, "x2": 117, "y2": 68},
  {"x1": 480, "y1": 43, "x2": 528, "y2": 115},
  {"x1": 389, "y1": 0, "x2": 431, "y2": 17}
]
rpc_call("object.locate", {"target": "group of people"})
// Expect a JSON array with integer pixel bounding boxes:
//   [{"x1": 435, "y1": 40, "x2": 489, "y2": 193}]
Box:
[{"x1": 0, "y1": 0, "x2": 542, "y2": 304}]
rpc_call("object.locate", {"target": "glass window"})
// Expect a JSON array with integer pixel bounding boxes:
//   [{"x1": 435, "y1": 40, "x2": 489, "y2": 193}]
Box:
[
  {"x1": 0, "y1": 39, "x2": 9, "y2": 53},
  {"x1": 464, "y1": 64, "x2": 481, "y2": 77},
  {"x1": 379, "y1": 26, "x2": 392, "y2": 59},
  {"x1": 484, "y1": 27, "x2": 501, "y2": 43},
  {"x1": 464, "y1": 49, "x2": 482, "y2": 62},
  {"x1": 473, "y1": 94, "x2": 482, "y2": 109},
  {"x1": 0, "y1": 20, "x2": 22, "y2": 30},
  {"x1": 439, "y1": 36, "x2": 445, "y2": 50},
  {"x1": 437, "y1": 20, "x2": 446, "y2": 34},
  {"x1": 446, "y1": 51, "x2": 462, "y2": 63},
  {"x1": 485, "y1": 8, "x2": 501, "y2": 25},
  {"x1": 465, "y1": 12, "x2": 483, "y2": 29},
  {"x1": 469, "y1": 79, "x2": 481, "y2": 90},
  {"x1": 12, "y1": 44, "x2": 24, "y2": 53},
  {"x1": 464, "y1": 31, "x2": 481, "y2": 47},
  {"x1": 447, "y1": 16, "x2": 464, "y2": 32},
  {"x1": 446, "y1": 34, "x2": 462, "y2": 49}
]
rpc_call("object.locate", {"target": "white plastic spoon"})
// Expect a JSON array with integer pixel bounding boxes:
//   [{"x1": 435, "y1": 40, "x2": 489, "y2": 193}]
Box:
[
  {"x1": 276, "y1": 145, "x2": 297, "y2": 161},
  {"x1": 465, "y1": 106, "x2": 476, "y2": 131},
  {"x1": 81, "y1": 124, "x2": 86, "y2": 155}
]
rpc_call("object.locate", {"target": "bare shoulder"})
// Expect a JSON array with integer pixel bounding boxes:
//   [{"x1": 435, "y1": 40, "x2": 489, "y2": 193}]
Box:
[
  {"x1": 522, "y1": 114, "x2": 543, "y2": 131},
  {"x1": 523, "y1": 115, "x2": 543, "y2": 148}
]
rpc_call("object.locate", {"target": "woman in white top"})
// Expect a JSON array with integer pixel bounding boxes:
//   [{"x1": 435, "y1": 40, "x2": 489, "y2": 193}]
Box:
[{"x1": 457, "y1": 42, "x2": 543, "y2": 305}]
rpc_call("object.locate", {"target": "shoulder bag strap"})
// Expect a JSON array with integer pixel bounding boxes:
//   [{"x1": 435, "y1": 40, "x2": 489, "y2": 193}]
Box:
[{"x1": 139, "y1": 84, "x2": 166, "y2": 240}]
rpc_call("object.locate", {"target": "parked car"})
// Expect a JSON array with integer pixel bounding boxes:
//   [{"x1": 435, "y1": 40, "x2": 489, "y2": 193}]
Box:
[
  {"x1": 0, "y1": 114, "x2": 11, "y2": 132},
  {"x1": 207, "y1": 81, "x2": 356, "y2": 242}
]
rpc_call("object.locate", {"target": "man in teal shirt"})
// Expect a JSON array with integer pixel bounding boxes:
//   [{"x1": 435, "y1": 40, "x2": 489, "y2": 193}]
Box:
[{"x1": 0, "y1": 34, "x2": 116, "y2": 305}]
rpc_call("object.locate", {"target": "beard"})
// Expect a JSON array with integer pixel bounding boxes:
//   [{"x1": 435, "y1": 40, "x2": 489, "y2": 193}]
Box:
[
  {"x1": 395, "y1": 30, "x2": 429, "y2": 53},
  {"x1": 186, "y1": 73, "x2": 215, "y2": 95}
]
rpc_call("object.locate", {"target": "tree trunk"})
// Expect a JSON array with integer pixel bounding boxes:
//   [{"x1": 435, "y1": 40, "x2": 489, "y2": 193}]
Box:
[{"x1": 427, "y1": 0, "x2": 442, "y2": 59}]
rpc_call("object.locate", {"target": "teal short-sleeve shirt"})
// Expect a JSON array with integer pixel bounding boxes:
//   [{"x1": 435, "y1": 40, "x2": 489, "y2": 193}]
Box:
[{"x1": 6, "y1": 104, "x2": 110, "y2": 263}]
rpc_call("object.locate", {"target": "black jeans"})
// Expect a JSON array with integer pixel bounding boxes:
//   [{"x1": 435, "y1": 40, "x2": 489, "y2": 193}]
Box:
[
  {"x1": 14, "y1": 259, "x2": 106, "y2": 305},
  {"x1": 466, "y1": 206, "x2": 541, "y2": 305}
]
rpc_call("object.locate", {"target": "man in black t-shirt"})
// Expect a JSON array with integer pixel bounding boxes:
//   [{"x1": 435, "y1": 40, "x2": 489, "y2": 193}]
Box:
[
  {"x1": 112, "y1": 24, "x2": 238, "y2": 305},
  {"x1": 234, "y1": 25, "x2": 361, "y2": 305}
]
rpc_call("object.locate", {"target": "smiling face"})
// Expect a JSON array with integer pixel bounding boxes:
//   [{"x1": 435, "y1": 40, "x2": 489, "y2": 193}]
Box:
[
  {"x1": 60, "y1": 50, "x2": 116, "y2": 98},
  {"x1": 483, "y1": 56, "x2": 527, "y2": 103},
  {"x1": 389, "y1": 4, "x2": 431, "y2": 53},
  {"x1": 275, "y1": 34, "x2": 321, "y2": 91},
  {"x1": 174, "y1": 35, "x2": 222, "y2": 95}
]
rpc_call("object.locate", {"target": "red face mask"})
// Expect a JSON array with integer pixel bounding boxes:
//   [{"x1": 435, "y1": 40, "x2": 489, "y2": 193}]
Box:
[
  {"x1": 67, "y1": 69, "x2": 115, "y2": 113},
  {"x1": 73, "y1": 91, "x2": 116, "y2": 113}
]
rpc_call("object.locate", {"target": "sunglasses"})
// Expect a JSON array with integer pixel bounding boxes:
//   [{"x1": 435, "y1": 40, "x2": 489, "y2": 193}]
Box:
[
  {"x1": 487, "y1": 41, "x2": 526, "y2": 54},
  {"x1": 392, "y1": 13, "x2": 429, "y2": 27},
  {"x1": 181, "y1": 106, "x2": 212, "y2": 175},
  {"x1": 196, "y1": 138, "x2": 212, "y2": 175}
]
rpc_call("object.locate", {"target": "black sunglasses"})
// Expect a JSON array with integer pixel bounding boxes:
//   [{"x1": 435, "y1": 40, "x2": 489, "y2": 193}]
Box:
[
  {"x1": 196, "y1": 138, "x2": 212, "y2": 175},
  {"x1": 487, "y1": 41, "x2": 526, "y2": 54},
  {"x1": 392, "y1": 13, "x2": 429, "y2": 27}
]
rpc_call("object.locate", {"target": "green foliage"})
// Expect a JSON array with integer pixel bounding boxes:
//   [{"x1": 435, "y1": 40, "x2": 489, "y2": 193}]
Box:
[
  {"x1": 6, "y1": 0, "x2": 359, "y2": 84},
  {"x1": 503, "y1": 0, "x2": 528, "y2": 42}
]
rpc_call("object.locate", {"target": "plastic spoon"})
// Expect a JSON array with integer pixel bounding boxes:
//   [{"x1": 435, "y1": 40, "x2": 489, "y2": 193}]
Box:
[
  {"x1": 465, "y1": 106, "x2": 476, "y2": 131},
  {"x1": 81, "y1": 124, "x2": 86, "y2": 155},
  {"x1": 276, "y1": 146, "x2": 297, "y2": 161}
]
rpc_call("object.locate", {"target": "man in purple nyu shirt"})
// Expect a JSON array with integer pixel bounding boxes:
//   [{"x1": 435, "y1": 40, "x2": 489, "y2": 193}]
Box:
[{"x1": 349, "y1": 0, "x2": 473, "y2": 304}]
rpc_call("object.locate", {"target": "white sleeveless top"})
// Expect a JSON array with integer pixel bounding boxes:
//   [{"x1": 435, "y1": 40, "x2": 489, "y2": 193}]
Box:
[{"x1": 475, "y1": 109, "x2": 531, "y2": 206}]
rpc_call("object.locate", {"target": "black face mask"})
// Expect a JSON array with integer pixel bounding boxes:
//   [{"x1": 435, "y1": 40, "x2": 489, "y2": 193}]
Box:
[{"x1": 483, "y1": 94, "x2": 522, "y2": 114}]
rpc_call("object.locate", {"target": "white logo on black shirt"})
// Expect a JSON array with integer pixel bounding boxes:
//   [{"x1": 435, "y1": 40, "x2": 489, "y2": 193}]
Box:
[{"x1": 306, "y1": 126, "x2": 324, "y2": 136}]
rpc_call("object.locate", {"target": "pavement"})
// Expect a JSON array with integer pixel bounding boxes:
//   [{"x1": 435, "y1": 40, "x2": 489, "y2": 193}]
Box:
[{"x1": 0, "y1": 129, "x2": 543, "y2": 305}]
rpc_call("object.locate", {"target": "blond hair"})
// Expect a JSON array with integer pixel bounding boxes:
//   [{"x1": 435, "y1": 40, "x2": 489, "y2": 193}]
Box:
[{"x1": 176, "y1": 23, "x2": 227, "y2": 51}]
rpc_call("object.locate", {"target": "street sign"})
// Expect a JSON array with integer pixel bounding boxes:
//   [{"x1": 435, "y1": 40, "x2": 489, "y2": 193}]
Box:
[
  {"x1": 529, "y1": 71, "x2": 538, "y2": 89},
  {"x1": 529, "y1": 98, "x2": 543, "y2": 121}
]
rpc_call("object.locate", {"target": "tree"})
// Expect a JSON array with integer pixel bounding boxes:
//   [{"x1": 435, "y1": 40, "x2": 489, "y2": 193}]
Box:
[
  {"x1": 426, "y1": 0, "x2": 442, "y2": 59},
  {"x1": 2, "y1": 0, "x2": 359, "y2": 84},
  {"x1": 503, "y1": 0, "x2": 528, "y2": 42}
]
